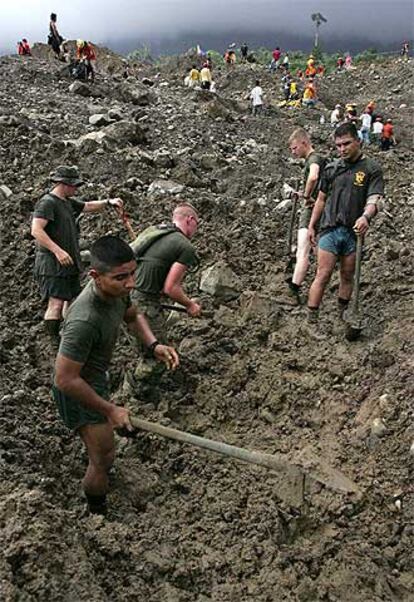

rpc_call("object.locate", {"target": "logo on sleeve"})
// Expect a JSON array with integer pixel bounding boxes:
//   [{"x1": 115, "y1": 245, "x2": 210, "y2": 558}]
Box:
[{"x1": 354, "y1": 171, "x2": 366, "y2": 187}]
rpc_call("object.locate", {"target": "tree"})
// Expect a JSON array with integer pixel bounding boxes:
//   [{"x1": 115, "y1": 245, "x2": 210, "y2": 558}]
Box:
[{"x1": 311, "y1": 12, "x2": 327, "y2": 49}]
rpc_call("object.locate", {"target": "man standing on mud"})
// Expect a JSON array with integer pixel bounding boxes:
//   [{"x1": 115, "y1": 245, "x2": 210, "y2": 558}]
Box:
[
  {"x1": 31, "y1": 165, "x2": 123, "y2": 349},
  {"x1": 127, "y1": 203, "x2": 200, "y2": 400},
  {"x1": 54, "y1": 236, "x2": 179, "y2": 514},
  {"x1": 288, "y1": 128, "x2": 325, "y2": 303},
  {"x1": 307, "y1": 123, "x2": 384, "y2": 323}
]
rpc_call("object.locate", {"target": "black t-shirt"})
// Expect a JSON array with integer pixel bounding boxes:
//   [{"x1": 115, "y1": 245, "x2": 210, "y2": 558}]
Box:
[
  {"x1": 33, "y1": 193, "x2": 85, "y2": 277},
  {"x1": 319, "y1": 155, "x2": 384, "y2": 231}
]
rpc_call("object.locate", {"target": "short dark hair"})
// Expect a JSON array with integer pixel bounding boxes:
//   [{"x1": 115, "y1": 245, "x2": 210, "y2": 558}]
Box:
[
  {"x1": 50, "y1": 13, "x2": 57, "y2": 21},
  {"x1": 90, "y1": 236, "x2": 134, "y2": 273},
  {"x1": 334, "y1": 122, "x2": 359, "y2": 140}
]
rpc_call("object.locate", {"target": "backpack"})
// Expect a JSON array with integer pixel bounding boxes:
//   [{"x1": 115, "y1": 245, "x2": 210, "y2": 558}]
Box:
[
  {"x1": 130, "y1": 224, "x2": 179, "y2": 260},
  {"x1": 130, "y1": 224, "x2": 200, "y2": 272}
]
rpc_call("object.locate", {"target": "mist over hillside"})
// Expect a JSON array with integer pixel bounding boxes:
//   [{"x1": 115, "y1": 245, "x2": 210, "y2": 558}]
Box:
[{"x1": 101, "y1": 31, "x2": 405, "y2": 57}]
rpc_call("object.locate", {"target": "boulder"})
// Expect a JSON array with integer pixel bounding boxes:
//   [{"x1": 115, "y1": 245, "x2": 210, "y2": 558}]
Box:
[
  {"x1": 147, "y1": 179, "x2": 184, "y2": 196},
  {"x1": 0, "y1": 185, "x2": 13, "y2": 199},
  {"x1": 88, "y1": 113, "x2": 111, "y2": 127},
  {"x1": 116, "y1": 81, "x2": 155, "y2": 106},
  {"x1": 69, "y1": 81, "x2": 92, "y2": 97},
  {"x1": 205, "y1": 99, "x2": 234, "y2": 122},
  {"x1": 107, "y1": 108, "x2": 123, "y2": 121},
  {"x1": 200, "y1": 261, "x2": 242, "y2": 301},
  {"x1": 103, "y1": 120, "x2": 147, "y2": 145}
]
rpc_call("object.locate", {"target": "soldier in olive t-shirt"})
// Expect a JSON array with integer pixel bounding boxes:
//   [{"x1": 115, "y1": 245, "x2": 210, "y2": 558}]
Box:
[
  {"x1": 129, "y1": 204, "x2": 201, "y2": 400},
  {"x1": 53, "y1": 279, "x2": 130, "y2": 430}
]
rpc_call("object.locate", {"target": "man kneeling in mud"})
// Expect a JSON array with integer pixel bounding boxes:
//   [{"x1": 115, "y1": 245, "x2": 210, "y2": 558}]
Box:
[{"x1": 53, "y1": 236, "x2": 179, "y2": 515}]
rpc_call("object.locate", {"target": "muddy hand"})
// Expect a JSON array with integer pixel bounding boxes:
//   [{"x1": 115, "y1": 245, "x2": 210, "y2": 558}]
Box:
[
  {"x1": 187, "y1": 299, "x2": 202, "y2": 317},
  {"x1": 154, "y1": 345, "x2": 180, "y2": 370},
  {"x1": 107, "y1": 405, "x2": 133, "y2": 432}
]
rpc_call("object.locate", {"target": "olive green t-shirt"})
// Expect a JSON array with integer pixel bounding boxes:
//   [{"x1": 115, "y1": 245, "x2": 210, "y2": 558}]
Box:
[
  {"x1": 134, "y1": 230, "x2": 198, "y2": 296},
  {"x1": 55, "y1": 280, "x2": 130, "y2": 392},
  {"x1": 304, "y1": 152, "x2": 325, "y2": 200},
  {"x1": 33, "y1": 193, "x2": 85, "y2": 277}
]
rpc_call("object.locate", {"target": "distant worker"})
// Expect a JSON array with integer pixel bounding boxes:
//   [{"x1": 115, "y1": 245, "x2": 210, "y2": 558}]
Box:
[
  {"x1": 48, "y1": 13, "x2": 63, "y2": 58},
  {"x1": 270, "y1": 46, "x2": 282, "y2": 72},
  {"x1": 305, "y1": 63, "x2": 317, "y2": 78},
  {"x1": 76, "y1": 40, "x2": 96, "y2": 82},
  {"x1": 306, "y1": 55, "x2": 315, "y2": 68},
  {"x1": 200, "y1": 65, "x2": 212, "y2": 90},
  {"x1": 359, "y1": 109, "x2": 372, "y2": 145},
  {"x1": 381, "y1": 118, "x2": 395, "y2": 151},
  {"x1": 302, "y1": 81, "x2": 316, "y2": 107},
  {"x1": 330, "y1": 104, "x2": 344, "y2": 128},
  {"x1": 307, "y1": 123, "x2": 384, "y2": 325},
  {"x1": 187, "y1": 64, "x2": 200, "y2": 88},
  {"x1": 250, "y1": 80, "x2": 264, "y2": 115},
  {"x1": 288, "y1": 128, "x2": 326, "y2": 303},
  {"x1": 372, "y1": 116, "x2": 384, "y2": 146},
  {"x1": 17, "y1": 39, "x2": 31, "y2": 56},
  {"x1": 345, "y1": 54, "x2": 353, "y2": 69},
  {"x1": 128, "y1": 204, "x2": 201, "y2": 400},
  {"x1": 240, "y1": 43, "x2": 249, "y2": 61},
  {"x1": 289, "y1": 80, "x2": 299, "y2": 101},
  {"x1": 316, "y1": 64, "x2": 325, "y2": 77},
  {"x1": 282, "y1": 53, "x2": 290, "y2": 71},
  {"x1": 400, "y1": 41, "x2": 409, "y2": 59},
  {"x1": 336, "y1": 56, "x2": 345, "y2": 71}
]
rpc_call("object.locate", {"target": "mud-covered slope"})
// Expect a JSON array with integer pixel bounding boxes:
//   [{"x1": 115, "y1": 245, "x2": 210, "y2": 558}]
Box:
[{"x1": 0, "y1": 51, "x2": 413, "y2": 602}]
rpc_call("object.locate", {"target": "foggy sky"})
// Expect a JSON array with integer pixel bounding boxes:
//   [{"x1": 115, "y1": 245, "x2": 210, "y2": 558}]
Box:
[{"x1": 1, "y1": 0, "x2": 412, "y2": 54}]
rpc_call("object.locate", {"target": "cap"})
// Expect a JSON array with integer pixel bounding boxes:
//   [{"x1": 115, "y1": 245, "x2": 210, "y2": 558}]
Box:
[{"x1": 50, "y1": 165, "x2": 84, "y2": 187}]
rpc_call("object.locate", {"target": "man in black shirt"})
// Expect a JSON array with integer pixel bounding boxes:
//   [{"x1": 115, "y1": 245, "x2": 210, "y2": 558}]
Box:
[
  {"x1": 31, "y1": 165, "x2": 124, "y2": 347},
  {"x1": 307, "y1": 123, "x2": 384, "y2": 321}
]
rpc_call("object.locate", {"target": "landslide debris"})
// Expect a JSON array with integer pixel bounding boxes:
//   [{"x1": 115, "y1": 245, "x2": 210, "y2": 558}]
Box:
[{"x1": 0, "y1": 49, "x2": 413, "y2": 602}]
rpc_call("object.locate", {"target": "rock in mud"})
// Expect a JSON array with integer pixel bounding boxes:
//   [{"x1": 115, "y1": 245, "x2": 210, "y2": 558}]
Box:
[{"x1": 200, "y1": 261, "x2": 242, "y2": 300}]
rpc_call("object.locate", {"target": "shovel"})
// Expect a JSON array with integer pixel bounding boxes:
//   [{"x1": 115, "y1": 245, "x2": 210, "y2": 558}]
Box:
[
  {"x1": 345, "y1": 234, "x2": 363, "y2": 341},
  {"x1": 128, "y1": 415, "x2": 362, "y2": 509}
]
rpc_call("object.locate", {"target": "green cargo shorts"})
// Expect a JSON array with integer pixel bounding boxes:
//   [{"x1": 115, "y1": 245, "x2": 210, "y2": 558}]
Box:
[{"x1": 52, "y1": 385, "x2": 108, "y2": 431}]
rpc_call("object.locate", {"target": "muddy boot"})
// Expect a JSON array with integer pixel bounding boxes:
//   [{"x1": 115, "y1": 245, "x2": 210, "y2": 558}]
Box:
[
  {"x1": 299, "y1": 308, "x2": 326, "y2": 341},
  {"x1": 338, "y1": 297, "x2": 350, "y2": 321},
  {"x1": 287, "y1": 280, "x2": 306, "y2": 305},
  {"x1": 44, "y1": 319, "x2": 61, "y2": 352},
  {"x1": 85, "y1": 493, "x2": 107, "y2": 516}
]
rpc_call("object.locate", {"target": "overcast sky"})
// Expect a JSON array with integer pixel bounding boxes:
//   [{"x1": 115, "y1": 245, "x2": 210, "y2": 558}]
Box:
[{"x1": 1, "y1": 0, "x2": 412, "y2": 54}]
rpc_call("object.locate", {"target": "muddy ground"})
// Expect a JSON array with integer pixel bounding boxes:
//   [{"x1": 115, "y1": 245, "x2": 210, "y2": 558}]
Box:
[{"x1": 0, "y1": 46, "x2": 413, "y2": 601}]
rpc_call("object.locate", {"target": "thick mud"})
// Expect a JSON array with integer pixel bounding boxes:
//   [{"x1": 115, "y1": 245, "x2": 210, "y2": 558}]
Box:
[{"x1": 0, "y1": 48, "x2": 413, "y2": 601}]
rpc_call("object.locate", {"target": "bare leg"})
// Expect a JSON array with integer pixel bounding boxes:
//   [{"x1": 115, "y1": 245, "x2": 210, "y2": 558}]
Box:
[
  {"x1": 79, "y1": 422, "x2": 115, "y2": 497},
  {"x1": 308, "y1": 248, "x2": 337, "y2": 308},
  {"x1": 338, "y1": 252, "x2": 356, "y2": 301},
  {"x1": 44, "y1": 296, "x2": 65, "y2": 320},
  {"x1": 292, "y1": 228, "x2": 311, "y2": 286}
]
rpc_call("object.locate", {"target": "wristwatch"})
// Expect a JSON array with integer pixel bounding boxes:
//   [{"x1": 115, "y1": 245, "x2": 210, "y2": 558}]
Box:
[
  {"x1": 362, "y1": 212, "x2": 371, "y2": 224},
  {"x1": 148, "y1": 340, "x2": 160, "y2": 356}
]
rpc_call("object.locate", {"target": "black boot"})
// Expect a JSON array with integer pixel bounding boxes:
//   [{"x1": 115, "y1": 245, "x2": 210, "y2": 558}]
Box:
[{"x1": 44, "y1": 319, "x2": 62, "y2": 351}]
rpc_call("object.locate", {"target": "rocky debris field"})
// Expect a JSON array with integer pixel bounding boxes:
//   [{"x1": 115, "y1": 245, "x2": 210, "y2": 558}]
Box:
[{"x1": 0, "y1": 46, "x2": 413, "y2": 601}]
